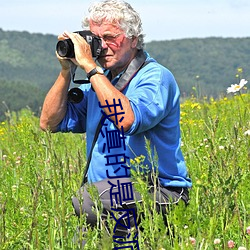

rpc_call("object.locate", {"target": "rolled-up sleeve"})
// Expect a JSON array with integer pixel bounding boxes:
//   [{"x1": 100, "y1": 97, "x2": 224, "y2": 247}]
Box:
[{"x1": 125, "y1": 64, "x2": 179, "y2": 135}]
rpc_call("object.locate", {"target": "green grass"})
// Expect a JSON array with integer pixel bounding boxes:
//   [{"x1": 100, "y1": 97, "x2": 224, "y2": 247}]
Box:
[{"x1": 0, "y1": 93, "x2": 249, "y2": 249}]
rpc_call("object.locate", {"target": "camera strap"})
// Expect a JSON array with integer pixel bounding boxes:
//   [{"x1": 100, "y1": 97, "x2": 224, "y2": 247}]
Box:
[{"x1": 81, "y1": 50, "x2": 150, "y2": 185}]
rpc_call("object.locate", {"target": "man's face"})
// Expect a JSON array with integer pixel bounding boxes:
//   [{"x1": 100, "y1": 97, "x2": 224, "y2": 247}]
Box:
[{"x1": 89, "y1": 20, "x2": 138, "y2": 73}]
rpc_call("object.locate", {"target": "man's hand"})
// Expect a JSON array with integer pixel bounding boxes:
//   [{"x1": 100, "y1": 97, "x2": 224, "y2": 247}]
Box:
[
  {"x1": 62, "y1": 31, "x2": 96, "y2": 73},
  {"x1": 56, "y1": 33, "x2": 79, "y2": 71}
]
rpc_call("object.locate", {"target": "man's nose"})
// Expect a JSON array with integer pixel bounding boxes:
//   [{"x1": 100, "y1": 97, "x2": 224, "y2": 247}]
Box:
[{"x1": 101, "y1": 38, "x2": 108, "y2": 49}]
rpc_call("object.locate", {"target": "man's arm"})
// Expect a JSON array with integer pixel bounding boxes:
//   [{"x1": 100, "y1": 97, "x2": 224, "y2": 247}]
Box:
[
  {"x1": 63, "y1": 31, "x2": 135, "y2": 131},
  {"x1": 89, "y1": 73, "x2": 135, "y2": 131},
  {"x1": 40, "y1": 66, "x2": 71, "y2": 132}
]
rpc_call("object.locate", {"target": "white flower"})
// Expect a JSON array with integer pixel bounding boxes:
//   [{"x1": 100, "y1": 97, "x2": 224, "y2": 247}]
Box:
[
  {"x1": 244, "y1": 130, "x2": 250, "y2": 136},
  {"x1": 214, "y1": 238, "x2": 221, "y2": 244},
  {"x1": 238, "y1": 247, "x2": 246, "y2": 250},
  {"x1": 227, "y1": 79, "x2": 248, "y2": 93},
  {"x1": 20, "y1": 207, "x2": 25, "y2": 214}
]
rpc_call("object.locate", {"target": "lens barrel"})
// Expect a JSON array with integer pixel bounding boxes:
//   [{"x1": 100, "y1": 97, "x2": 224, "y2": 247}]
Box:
[
  {"x1": 56, "y1": 39, "x2": 75, "y2": 58},
  {"x1": 68, "y1": 88, "x2": 84, "y2": 103}
]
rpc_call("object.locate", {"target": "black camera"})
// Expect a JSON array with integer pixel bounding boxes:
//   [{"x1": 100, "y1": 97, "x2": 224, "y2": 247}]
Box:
[{"x1": 56, "y1": 30, "x2": 102, "y2": 58}]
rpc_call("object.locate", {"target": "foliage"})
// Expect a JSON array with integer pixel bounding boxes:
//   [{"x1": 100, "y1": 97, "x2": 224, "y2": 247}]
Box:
[
  {"x1": 0, "y1": 109, "x2": 85, "y2": 249},
  {"x1": 0, "y1": 29, "x2": 61, "y2": 121},
  {"x1": 0, "y1": 28, "x2": 60, "y2": 89},
  {"x1": 0, "y1": 92, "x2": 249, "y2": 249},
  {"x1": 0, "y1": 79, "x2": 46, "y2": 121}
]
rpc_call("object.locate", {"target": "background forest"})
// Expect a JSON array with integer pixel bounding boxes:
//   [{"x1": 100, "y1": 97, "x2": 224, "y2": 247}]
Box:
[{"x1": 0, "y1": 28, "x2": 250, "y2": 121}]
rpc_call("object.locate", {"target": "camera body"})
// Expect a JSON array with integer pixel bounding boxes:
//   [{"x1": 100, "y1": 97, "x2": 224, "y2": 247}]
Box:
[{"x1": 56, "y1": 30, "x2": 102, "y2": 58}]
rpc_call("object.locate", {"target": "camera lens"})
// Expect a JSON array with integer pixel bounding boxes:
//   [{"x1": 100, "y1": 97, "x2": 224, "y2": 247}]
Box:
[
  {"x1": 68, "y1": 88, "x2": 84, "y2": 103},
  {"x1": 56, "y1": 39, "x2": 74, "y2": 58}
]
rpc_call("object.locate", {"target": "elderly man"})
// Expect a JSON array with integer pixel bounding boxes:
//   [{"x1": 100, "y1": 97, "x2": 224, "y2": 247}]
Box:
[{"x1": 40, "y1": 0, "x2": 192, "y2": 245}]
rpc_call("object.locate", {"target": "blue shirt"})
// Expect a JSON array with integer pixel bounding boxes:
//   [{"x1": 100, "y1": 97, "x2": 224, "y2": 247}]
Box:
[{"x1": 58, "y1": 52, "x2": 192, "y2": 188}]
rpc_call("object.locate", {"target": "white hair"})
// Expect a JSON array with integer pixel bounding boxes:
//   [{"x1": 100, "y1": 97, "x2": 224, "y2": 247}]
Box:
[{"x1": 82, "y1": 0, "x2": 145, "y2": 49}]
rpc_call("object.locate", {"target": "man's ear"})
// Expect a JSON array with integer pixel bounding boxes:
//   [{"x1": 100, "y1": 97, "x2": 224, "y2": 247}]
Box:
[{"x1": 131, "y1": 36, "x2": 139, "y2": 48}]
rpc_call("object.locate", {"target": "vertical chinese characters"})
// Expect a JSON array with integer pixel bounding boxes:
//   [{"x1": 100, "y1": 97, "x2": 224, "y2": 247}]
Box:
[{"x1": 99, "y1": 99, "x2": 140, "y2": 249}]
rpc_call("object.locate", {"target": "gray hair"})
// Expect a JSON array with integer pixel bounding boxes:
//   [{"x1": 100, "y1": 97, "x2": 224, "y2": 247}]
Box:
[{"x1": 82, "y1": 0, "x2": 145, "y2": 49}]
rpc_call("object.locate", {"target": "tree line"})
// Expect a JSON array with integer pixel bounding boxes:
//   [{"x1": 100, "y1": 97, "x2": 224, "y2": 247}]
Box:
[{"x1": 0, "y1": 28, "x2": 249, "y2": 120}]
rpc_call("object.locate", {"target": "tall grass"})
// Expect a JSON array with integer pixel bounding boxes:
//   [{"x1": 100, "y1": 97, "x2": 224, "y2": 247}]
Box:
[{"x1": 0, "y1": 93, "x2": 249, "y2": 249}]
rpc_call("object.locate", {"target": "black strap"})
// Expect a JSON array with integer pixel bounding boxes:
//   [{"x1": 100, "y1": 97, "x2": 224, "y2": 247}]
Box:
[
  {"x1": 115, "y1": 49, "x2": 147, "y2": 91},
  {"x1": 81, "y1": 114, "x2": 105, "y2": 185},
  {"x1": 81, "y1": 50, "x2": 149, "y2": 185}
]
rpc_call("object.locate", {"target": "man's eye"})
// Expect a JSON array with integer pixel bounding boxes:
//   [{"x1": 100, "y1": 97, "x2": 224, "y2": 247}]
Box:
[{"x1": 104, "y1": 36, "x2": 112, "y2": 40}]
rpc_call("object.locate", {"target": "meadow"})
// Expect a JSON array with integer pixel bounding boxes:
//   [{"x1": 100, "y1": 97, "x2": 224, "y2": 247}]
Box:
[{"x1": 0, "y1": 89, "x2": 249, "y2": 249}]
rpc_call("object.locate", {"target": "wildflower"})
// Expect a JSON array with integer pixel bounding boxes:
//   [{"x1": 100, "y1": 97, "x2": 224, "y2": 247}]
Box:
[
  {"x1": 228, "y1": 240, "x2": 235, "y2": 248},
  {"x1": 246, "y1": 226, "x2": 250, "y2": 235},
  {"x1": 189, "y1": 237, "x2": 196, "y2": 246},
  {"x1": 214, "y1": 238, "x2": 221, "y2": 244},
  {"x1": 218, "y1": 145, "x2": 224, "y2": 150},
  {"x1": 191, "y1": 103, "x2": 201, "y2": 109},
  {"x1": 238, "y1": 247, "x2": 246, "y2": 250},
  {"x1": 135, "y1": 156, "x2": 141, "y2": 164},
  {"x1": 130, "y1": 159, "x2": 135, "y2": 165},
  {"x1": 12, "y1": 185, "x2": 18, "y2": 192},
  {"x1": 227, "y1": 79, "x2": 248, "y2": 93},
  {"x1": 196, "y1": 180, "x2": 202, "y2": 185},
  {"x1": 244, "y1": 130, "x2": 250, "y2": 136},
  {"x1": 42, "y1": 213, "x2": 48, "y2": 221},
  {"x1": 237, "y1": 67, "x2": 243, "y2": 73}
]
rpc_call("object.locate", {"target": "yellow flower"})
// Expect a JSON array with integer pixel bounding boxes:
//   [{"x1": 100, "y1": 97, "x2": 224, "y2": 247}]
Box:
[
  {"x1": 237, "y1": 67, "x2": 243, "y2": 73},
  {"x1": 191, "y1": 103, "x2": 201, "y2": 109}
]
